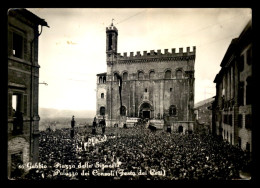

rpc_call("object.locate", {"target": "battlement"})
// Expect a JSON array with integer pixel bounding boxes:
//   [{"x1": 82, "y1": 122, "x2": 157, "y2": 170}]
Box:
[
  {"x1": 116, "y1": 46, "x2": 196, "y2": 60},
  {"x1": 106, "y1": 25, "x2": 118, "y2": 33}
]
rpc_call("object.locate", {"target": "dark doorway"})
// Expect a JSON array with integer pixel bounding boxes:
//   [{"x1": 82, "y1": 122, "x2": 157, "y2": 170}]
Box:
[
  {"x1": 178, "y1": 125, "x2": 183, "y2": 133},
  {"x1": 143, "y1": 111, "x2": 150, "y2": 119}
]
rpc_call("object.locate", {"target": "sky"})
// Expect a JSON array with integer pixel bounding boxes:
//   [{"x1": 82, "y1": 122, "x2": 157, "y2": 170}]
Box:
[{"x1": 27, "y1": 8, "x2": 252, "y2": 111}]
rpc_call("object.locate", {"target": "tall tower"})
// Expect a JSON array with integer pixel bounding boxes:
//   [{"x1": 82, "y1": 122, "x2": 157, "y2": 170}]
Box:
[{"x1": 106, "y1": 22, "x2": 118, "y2": 126}]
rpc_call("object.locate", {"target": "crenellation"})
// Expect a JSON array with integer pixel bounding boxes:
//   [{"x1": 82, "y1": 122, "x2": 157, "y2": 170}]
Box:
[{"x1": 116, "y1": 46, "x2": 196, "y2": 60}]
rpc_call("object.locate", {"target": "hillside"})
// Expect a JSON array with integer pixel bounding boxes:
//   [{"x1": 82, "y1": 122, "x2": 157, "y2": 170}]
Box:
[{"x1": 39, "y1": 108, "x2": 96, "y2": 119}]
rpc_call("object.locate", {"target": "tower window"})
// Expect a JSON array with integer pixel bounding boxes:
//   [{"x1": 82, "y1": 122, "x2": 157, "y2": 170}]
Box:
[
  {"x1": 170, "y1": 88, "x2": 172, "y2": 92},
  {"x1": 145, "y1": 88, "x2": 147, "y2": 92},
  {"x1": 108, "y1": 34, "x2": 112, "y2": 50},
  {"x1": 101, "y1": 93, "x2": 104, "y2": 98},
  {"x1": 100, "y1": 107, "x2": 105, "y2": 116}
]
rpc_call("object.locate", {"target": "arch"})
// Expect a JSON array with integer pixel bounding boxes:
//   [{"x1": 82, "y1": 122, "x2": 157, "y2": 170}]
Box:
[
  {"x1": 101, "y1": 93, "x2": 104, "y2": 99},
  {"x1": 122, "y1": 72, "x2": 128, "y2": 81},
  {"x1": 113, "y1": 72, "x2": 119, "y2": 81},
  {"x1": 169, "y1": 105, "x2": 177, "y2": 116},
  {"x1": 178, "y1": 125, "x2": 183, "y2": 133},
  {"x1": 138, "y1": 70, "x2": 144, "y2": 80},
  {"x1": 138, "y1": 101, "x2": 154, "y2": 119},
  {"x1": 100, "y1": 106, "x2": 105, "y2": 116},
  {"x1": 176, "y1": 69, "x2": 183, "y2": 79},
  {"x1": 103, "y1": 76, "x2": 106, "y2": 83},
  {"x1": 99, "y1": 76, "x2": 102, "y2": 83},
  {"x1": 149, "y1": 70, "x2": 155, "y2": 79},
  {"x1": 164, "y1": 69, "x2": 171, "y2": 79}
]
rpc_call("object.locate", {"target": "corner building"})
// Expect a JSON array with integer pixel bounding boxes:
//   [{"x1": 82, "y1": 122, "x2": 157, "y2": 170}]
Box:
[
  {"x1": 96, "y1": 23, "x2": 196, "y2": 133},
  {"x1": 212, "y1": 20, "x2": 252, "y2": 152},
  {"x1": 7, "y1": 9, "x2": 48, "y2": 178}
]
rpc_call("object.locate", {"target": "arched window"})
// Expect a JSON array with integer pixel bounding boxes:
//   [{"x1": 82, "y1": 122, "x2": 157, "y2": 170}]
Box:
[
  {"x1": 114, "y1": 73, "x2": 118, "y2": 81},
  {"x1": 120, "y1": 106, "x2": 126, "y2": 116},
  {"x1": 176, "y1": 70, "x2": 182, "y2": 79},
  {"x1": 138, "y1": 71, "x2": 144, "y2": 80},
  {"x1": 101, "y1": 93, "x2": 104, "y2": 98},
  {"x1": 123, "y1": 72, "x2": 128, "y2": 81},
  {"x1": 100, "y1": 107, "x2": 105, "y2": 116},
  {"x1": 169, "y1": 105, "x2": 177, "y2": 116},
  {"x1": 164, "y1": 70, "x2": 171, "y2": 79},
  {"x1": 149, "y1": 71, "x2": 155, "y2": 79},
  {"x1": 99, "y1": 76, "x2": 102, "y2": 83},
  {"x1": 103, "y1": 77, "x2": 106, "y2": 83}
]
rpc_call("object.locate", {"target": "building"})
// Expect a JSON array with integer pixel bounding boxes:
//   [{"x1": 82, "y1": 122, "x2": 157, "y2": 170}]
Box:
[
  {"x1": 96, "y1": 23, "x2": 195, "y2": 133},
  {"x1": 194, "y1": 97, "x2": 215, "y2": 134},
  {"x1": 212, "y1": 19, "x2": 252, "y2": 152},
  {"x1": 7, "y1": 8, "x2": 48, "y2": 178}
]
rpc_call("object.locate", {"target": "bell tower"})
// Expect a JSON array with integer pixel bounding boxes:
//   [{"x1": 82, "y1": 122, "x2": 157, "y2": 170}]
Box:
[
  {"x1": 106, "y1": 20, "x2": 118, "y2": 64},
  {"x1": 106, "y1": 20, "x2": 118, "y2": 126}
]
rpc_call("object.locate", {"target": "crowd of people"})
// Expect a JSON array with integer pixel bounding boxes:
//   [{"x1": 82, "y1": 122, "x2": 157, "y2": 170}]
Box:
[{"x1": 22, "y1": 123, "x2": 251, "y2": 180}]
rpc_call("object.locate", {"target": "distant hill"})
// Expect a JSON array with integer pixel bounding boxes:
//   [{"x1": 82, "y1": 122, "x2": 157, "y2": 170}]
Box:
[
  {"x1": 194, "y1": 97, "x2": 215, "y2": 109},
  {"x1": 39, "y1": 108, "x2": 96, "y2": 119}
]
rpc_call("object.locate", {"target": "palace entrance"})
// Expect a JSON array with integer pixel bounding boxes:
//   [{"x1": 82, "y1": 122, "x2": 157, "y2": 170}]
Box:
[{"x1": 139, "y1": 102, "x2": 153, "y2": 119}]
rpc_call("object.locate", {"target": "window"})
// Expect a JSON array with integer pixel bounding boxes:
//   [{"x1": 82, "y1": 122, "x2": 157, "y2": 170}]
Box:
[
  {"x1": 123, "y1": 72, "x2": 128, "y2": 81},
  {"x1": 138, "y1": 71, "x2": 144, "y2": 80},
  {"x1": 229, "y1": 114, "x2": 232, "y2": 126},
  {"x1": 238, "y1": 114, "x2": 243, "y2": 128},
  {"x1": 230, "y1": 133, "x2": 232, "y2": 144},
  {"x1": 238, "y1": 137, "x2": 241, "y2": 148},
  {"x1": 114, "y1": 73, "x2": 118, "y2": 81},
  {"x1": 238, "y1": 55, "x2": 244, "y2": 72},
  {"x1": 245, "y1": 114, "x2": 252, "y2": 129},
  {"x1": 224, "y1": 130, "x2": 225, "y2": 138},
  {"x1": 246, "y1": 76, "x2": 252, "y2": 105},
  {"x1": 120, "y1": 106, "x2": 126, "y2": 116},
  {"x1": 164, "y1": 70, "x2": 171, "y2": 79},
  {"x1": 149, "y1": 71, "x2": 155, "y2": 79},
  {"x1": 100, "y1": 107, "x2": 105, "y2": 116},
  {"x1": 238, "y1": 82, "x2": 244, "y2": 106},
  {"x1": 99, "y1": 76, "x2": 102, "y2": 84},
  {"x1": 169, "y1": 105, "x2": 177, "y2": 116},
  {"x1": 101, "y1": 93, "x2": 104, "y2": 99},
  {"x1": 176, "y1": 70, "x2": 182, "y2": 79},
  {"x1": 145, "y1": 88, "x2": 147, "y2": 92},
  {"x1": 246, "y1": 47, "x2": 252, "y2": 65},
  {"x1": 13, "y1": 32, "x2": 23, "y2": 58},
  {"x1": 170, "y1": 88, "x2": 172, "y2": 92},
  {"x1": 108, "y1": 34, "x2": 112, "y2": 50}
]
